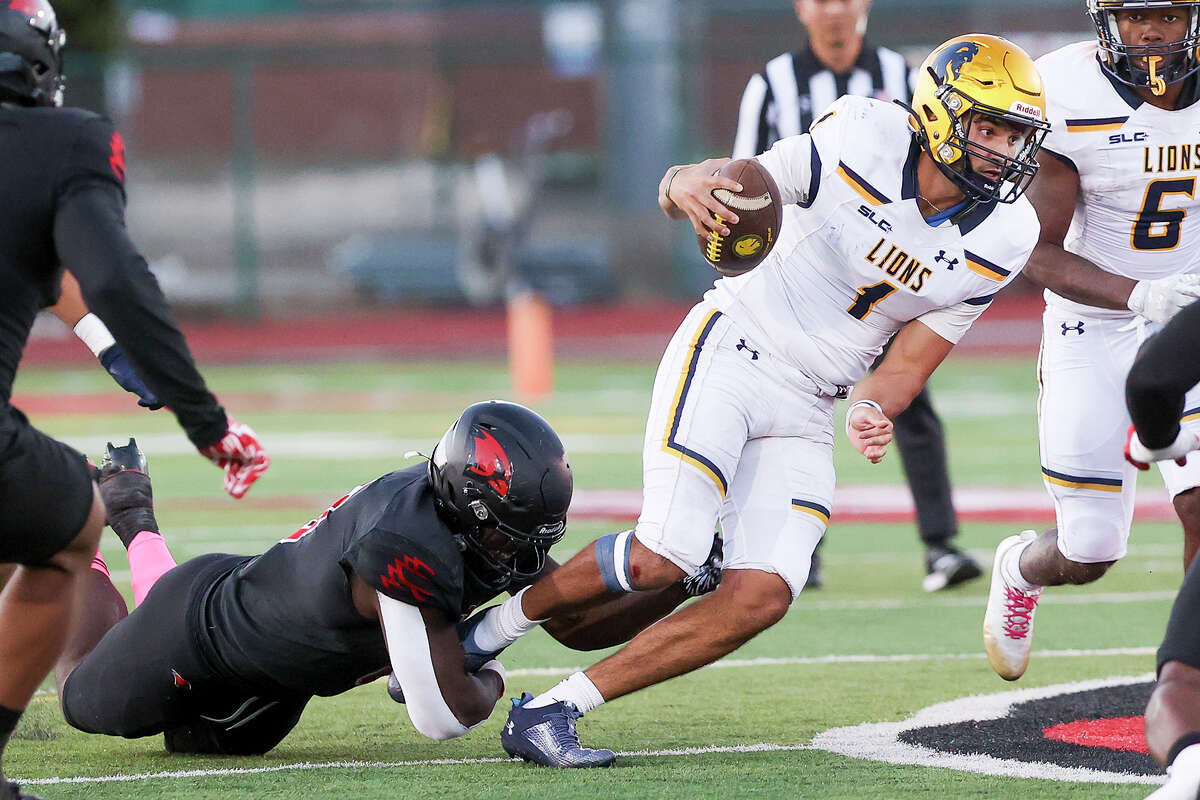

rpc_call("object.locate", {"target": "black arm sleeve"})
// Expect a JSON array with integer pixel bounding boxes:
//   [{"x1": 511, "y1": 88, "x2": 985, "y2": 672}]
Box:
[
  {"x1": 53, "y1": 181, "x2": 227, "y2": 448},
  {"x1": 1127, "y1": 300, "x2": 1200, "y2": 448}
]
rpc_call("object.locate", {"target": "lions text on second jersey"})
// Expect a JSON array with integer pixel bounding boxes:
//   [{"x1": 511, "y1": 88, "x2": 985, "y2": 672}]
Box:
[
  {"x1": 1037, "y1": 41, "x2": 1200, "y2": 318},
  {"x1": 707, "y1": 95, "x2": 1040, "y2": 394}
]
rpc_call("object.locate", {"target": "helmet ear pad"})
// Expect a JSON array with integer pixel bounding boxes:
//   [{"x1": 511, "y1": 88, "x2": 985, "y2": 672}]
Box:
[{"x1": 428, "y1": 401, "x2": 572, "y2": 590}]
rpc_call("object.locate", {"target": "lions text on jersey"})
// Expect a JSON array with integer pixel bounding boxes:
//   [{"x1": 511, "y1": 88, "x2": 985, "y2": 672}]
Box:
[
  {"x1": 708, "y1": 94, "x2": 1039, "y2": 393},
  {"x1": 1038, "y1": 41, "x2": 1200, "y2": 318}
]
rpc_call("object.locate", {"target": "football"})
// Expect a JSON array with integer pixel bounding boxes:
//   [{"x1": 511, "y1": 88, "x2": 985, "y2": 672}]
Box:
[{"x1": 698, "y1": 159, "x2": 782, "y2": 277}]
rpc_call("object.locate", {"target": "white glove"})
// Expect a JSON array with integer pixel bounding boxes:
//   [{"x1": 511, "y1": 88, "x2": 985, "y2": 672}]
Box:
[
  {"x1": 1124, "y1": 424, "x2": 1200, "y2": 470},
  {"x1": 1127, "y1": 274, "x2": 1200, "y2": 324}
]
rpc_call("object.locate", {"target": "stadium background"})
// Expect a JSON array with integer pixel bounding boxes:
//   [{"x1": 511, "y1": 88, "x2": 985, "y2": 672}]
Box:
[{"x1": 12, "y1": 3, "x2": 1185, "y2": 798}]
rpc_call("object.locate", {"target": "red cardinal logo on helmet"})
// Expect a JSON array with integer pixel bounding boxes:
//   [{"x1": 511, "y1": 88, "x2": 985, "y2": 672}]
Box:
[
  {"x1": 7, "y1": 1, "x2": 50, "y2": 17},
  {"x1": 467, "y1": 428, "x2": 512, "y2": 498}
]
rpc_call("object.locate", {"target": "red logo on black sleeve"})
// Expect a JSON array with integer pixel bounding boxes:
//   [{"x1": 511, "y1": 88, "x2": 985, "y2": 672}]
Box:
[
  {"x1": 109, "y1": 132, "x2": 126, "y2": 182},
  {"x1": 466, "y1": 428, "x2": 512, "y2": 497},
  {"x1": 379, "y1": 555, "x2": 436, "y2": 603}
]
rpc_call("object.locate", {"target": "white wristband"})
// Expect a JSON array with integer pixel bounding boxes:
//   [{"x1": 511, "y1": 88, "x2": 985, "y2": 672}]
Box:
[
  {"x1": 73, "y1": 313, "x2": 116, "y2": 358},
  {"x1": 845, "y1": 399, "x2": 883, "y2": 436}
]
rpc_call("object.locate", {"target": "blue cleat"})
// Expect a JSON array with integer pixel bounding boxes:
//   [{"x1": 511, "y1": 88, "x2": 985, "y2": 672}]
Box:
[{"x1": 501, "y1": 692, "x2": 615, "y2": 768}]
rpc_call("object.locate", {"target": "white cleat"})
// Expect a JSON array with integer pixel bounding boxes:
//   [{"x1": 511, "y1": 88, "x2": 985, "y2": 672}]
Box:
[{"x1": 982, "y1": 531, "x2": 1042, "y2": 681}]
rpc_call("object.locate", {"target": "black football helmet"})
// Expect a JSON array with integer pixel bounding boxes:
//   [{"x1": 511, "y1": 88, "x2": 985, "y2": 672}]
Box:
[
  {"x1": 0, "y1": 0, "x2": 65, "y2": 107},
  {"x1": 428, "y1": 401, "x2": 572, "y2": 590}
]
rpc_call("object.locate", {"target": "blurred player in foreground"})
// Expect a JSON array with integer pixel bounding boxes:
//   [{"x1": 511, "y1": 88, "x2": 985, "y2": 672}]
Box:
[
  {"x1": 54, "y1": 404, "x2": 717, "y2": 754},
  {"x1": 0, "y1": 2, "x2": 267, "y2": 797},
  {"x1": 982, "y1": 0, "x2": 1200, "y2": 684},
  {"x1": 1121, "y1": 301, "x2": 1200, "y2": 800},
  {"x1": 733, "y1": 0, "x2": 978, "y2": 594},
  {"x1": 456, "y1": 35, "x2": 1049, "y2": 767}
]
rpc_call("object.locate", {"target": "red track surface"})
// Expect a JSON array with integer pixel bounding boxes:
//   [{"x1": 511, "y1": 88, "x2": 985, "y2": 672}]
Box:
[{"x1": 22, "y1": 295, "x2": 1045, "y2": 367}]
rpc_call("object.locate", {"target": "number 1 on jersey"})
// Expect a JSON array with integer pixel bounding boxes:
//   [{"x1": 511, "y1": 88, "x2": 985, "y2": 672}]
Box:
[{"x1": 847, "y1": 280, "x2": 898, "y2": 320}]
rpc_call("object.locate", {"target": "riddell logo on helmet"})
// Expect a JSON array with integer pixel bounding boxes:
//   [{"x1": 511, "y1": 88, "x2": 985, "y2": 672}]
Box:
[
  {"x1": 467, "y1": 428, "x2": 513, "y2": 497},
  {"x1": 1011, "y1": 101, "x2": 1043, "y2": 119}
]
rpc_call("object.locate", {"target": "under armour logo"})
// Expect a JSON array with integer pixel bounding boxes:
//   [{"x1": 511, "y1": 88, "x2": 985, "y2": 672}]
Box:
[
  {"x1": 1061, "y1": 321, "x2": 1085, "y2": 336},
  {"x1": 934, "y1": 250, "x2": 959, "y2": 270},
  {"x1": 506, "y1": 720, "x2": 515, "y2": 735},
  {"x1": 736, "y1": 339, "x2": 759, "y2": 360}
]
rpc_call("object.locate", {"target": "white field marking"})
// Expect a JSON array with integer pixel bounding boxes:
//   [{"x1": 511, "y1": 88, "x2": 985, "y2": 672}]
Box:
[
  {"x1": 796, "y1": 590, "x2": 1177, "y2": 612},
  {"x1": 58, "y1": 431, "x2": 647, "y2": 459},
  {"x1": 19, "y1": 743, "x2": 813, "y2": 786},
  {"x1": 501, "y1": 647, "x2": 1157, "y2": 677},
  {"x1": 32, "y1": 647, "x2": 1157, "y2": 698},
  {"x1": 812, "y1": 673, "x2": 1164, "y2": 785}
]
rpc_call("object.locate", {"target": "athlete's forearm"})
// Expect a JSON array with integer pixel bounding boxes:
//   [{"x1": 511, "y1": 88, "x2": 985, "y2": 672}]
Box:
[
  {"x1": 1023, "y1": 240, "x2": 1135, "y2": 310},
  {"x1": 47, "y1": 271, "x2": 89, "y2": 327},
  {"x1": 54, "y1": 183, "x2": 227, "y2": 447}
]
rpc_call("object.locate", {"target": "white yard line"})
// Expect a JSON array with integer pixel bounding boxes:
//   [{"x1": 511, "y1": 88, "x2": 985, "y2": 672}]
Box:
[{"x1": 21, "y1": 743, "x2": 814, "y2": 786}]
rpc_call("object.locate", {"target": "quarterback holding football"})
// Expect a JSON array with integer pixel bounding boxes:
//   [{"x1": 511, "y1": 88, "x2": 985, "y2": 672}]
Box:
[{"x1": 464, "y1": 34, "x2": 1052, "y2": 767}]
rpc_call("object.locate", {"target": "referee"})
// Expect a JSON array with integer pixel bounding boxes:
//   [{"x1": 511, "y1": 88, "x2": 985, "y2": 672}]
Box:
[{"x1": 732, "y1": 0, "x2": 981, "y2": 593}]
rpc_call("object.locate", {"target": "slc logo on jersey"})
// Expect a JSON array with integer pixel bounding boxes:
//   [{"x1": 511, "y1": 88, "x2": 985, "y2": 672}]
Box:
[{"x1": 936, "y1": 41, "x2": 980, "y2": 80}]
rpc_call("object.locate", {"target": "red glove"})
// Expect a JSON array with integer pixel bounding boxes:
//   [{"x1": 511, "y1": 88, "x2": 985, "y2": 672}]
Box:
[
  {"x1": 1124, "y1": 424, "x2": 1194, "y2": 471},
  {"x1": 199, "y1": 419, "x2": 269, "y2": 499}
]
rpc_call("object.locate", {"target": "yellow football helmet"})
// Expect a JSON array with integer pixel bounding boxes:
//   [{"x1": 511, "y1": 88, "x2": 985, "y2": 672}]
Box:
[
  {"x1": 908, "y1": 34, "x2": 1050, "y2": 204},
  {"x1": 1089, "y1": 0, "x2": 1200, "y2": 95}
]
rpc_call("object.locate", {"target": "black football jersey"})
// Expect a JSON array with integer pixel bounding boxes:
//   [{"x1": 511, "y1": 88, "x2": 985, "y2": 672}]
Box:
[
  {"x1": 0, "y1": 104, "x2": 225, "y2": 444},
  {"x1": 200, "y1": 464, "x2": 503, "y2": 697}
]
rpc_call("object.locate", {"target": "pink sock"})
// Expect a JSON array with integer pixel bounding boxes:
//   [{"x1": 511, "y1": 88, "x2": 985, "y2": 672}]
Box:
[
  {"x1": 127, "y1": 531, "x2": 177, "y2": 607},
  {"x1": 90, "y1": 552, "x2": 110, "y2": 578}
]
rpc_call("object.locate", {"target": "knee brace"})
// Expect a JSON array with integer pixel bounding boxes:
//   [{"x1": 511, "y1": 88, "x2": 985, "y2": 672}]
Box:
[{"x1": 594, "y1": 530, "x2": 636, "y2": 593}]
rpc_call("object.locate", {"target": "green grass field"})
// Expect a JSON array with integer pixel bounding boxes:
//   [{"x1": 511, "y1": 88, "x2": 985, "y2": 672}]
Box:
[{"x1": 4, "y1": 355, "x2": 1180, "y2": 799}]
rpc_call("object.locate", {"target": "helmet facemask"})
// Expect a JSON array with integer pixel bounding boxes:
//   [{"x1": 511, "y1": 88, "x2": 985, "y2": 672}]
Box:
[
  {"x1": 926, "y1": 82, "x2": 1050, "y2": 204},
  {"x1": 1090, "y1": 1, "x2": 1200, "y2": 96}
]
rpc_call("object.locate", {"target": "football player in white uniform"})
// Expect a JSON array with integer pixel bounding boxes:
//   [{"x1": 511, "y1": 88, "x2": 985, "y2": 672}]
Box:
[
  {"x1": 982, "y1": 1, "x2": 1200, "y2": 687},
  {"x1": 465, "y1": 34, "x2": 1049, "y2": 767}
]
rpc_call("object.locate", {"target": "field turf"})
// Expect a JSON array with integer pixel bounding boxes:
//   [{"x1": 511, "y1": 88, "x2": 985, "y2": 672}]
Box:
[{"x1": 5, "y1": 355, "x2": 1179, "y2": 799}]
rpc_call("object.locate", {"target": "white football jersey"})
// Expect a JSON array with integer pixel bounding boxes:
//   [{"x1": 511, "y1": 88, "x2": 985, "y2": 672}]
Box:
[
  {"x1": 1037, "y1": 41, "x2": 1200, "y2": 315},
  {"x1": 706, "y1": 95, "x2": 1039, "y2": 391}
]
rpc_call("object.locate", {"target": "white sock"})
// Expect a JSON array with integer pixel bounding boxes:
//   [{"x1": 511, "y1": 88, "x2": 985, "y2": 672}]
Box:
[
  {"x1": 465, "y1": 586, "x2": 546, "y2": 653},
  {"x1": 525, "y1": 671, "x2": 606, "y2": 714},
  {"x1": 1001, "y1": 538, "x2": 1040, "y2": 593},
  {"x1": 1167, "y1": 743, "x2": 1200, "y2": 792}
]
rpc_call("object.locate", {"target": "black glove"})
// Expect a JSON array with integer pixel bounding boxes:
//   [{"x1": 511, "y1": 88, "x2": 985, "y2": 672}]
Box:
[
  {"x1": 681, "y1": 532, "x2": 723, "y2": 597},
  {"x1": 99, "y1": 344, "x2": 162, "y2": 409}
]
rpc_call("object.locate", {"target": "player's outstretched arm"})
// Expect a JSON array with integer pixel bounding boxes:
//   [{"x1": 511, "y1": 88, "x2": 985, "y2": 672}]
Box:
[
  {"x1": 362, "y1": 576, "x2": 504, "y2": 740},
  {"x1": 1025, "y1": 155, "x2": 1200, "y2": 321},
  {"x1": 848, "y1": 321, "x2": 955, "y2": 464},
  {"x1": 55, "y1": 181, "x2": 268, "y2": 497}
]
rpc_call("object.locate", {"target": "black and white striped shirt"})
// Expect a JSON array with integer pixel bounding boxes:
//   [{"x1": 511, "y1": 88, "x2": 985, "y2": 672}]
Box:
[{"x1": 732, "y1": 43, "x2": 915, "y2": 159}]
